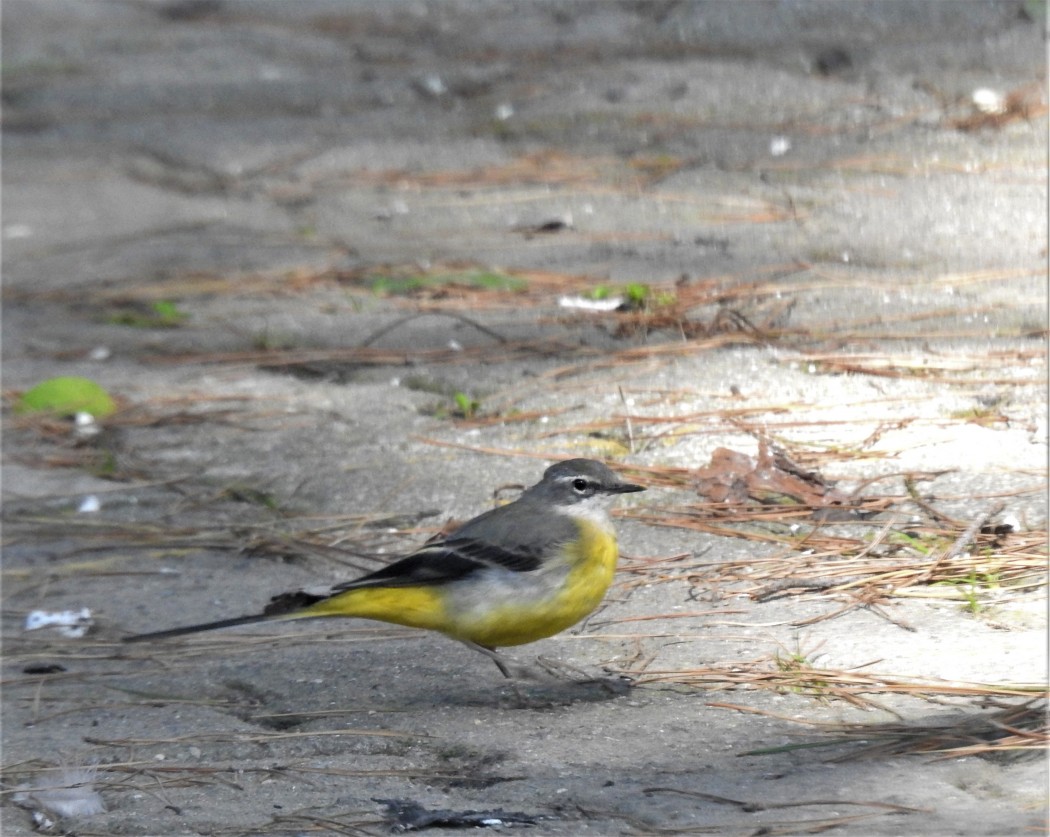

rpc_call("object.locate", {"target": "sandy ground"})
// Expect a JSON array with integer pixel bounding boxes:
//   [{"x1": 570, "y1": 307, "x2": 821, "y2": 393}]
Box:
[{"x1": 3, "y1": 2, "x2": 1048, "y2": 835}]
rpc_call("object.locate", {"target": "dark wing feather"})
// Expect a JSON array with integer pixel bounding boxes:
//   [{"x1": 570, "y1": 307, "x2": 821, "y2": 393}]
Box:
[
  {"x1": 328, "y1": 535, "x2": 545, "y2": 594},
  {"x1": 439, "y1": 497, "x2": 576, "y2": 573},
  {"x1": 328, "y1": 545, "x2": 485, "y2": 593},
  {"x1": 439, "y1": 536, "x2": 544, "y2": 572},
  {"x1": 262, "y1": 589, "x2": 330, "y2": 616},
  {"x1": 328, "y1": 499, "x2": 576, "y2": 593}
]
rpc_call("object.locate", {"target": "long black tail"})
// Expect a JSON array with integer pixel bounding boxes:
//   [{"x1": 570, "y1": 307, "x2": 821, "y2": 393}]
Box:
[
  {"x1": 122, "y1": 612, "x2": 276, "y2": 643},
  {"x1": 122, "y1": 590, "x2": 328, "y2": 643}
]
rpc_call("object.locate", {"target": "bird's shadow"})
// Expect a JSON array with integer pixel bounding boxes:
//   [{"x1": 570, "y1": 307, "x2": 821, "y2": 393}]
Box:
[{"x1": 442, "y1": 658, "x2": 635, "y2": 709}]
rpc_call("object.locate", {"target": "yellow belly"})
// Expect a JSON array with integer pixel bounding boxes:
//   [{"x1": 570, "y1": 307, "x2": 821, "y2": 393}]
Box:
[
  {"x1": 299, "y1": 585, "x2": 452, "y2": 633},
  {"x1": 294, "y1": 518, "x2": 620, "y2": 648}
]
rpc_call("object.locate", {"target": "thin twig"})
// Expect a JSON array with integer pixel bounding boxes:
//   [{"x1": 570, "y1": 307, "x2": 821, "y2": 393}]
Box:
[
  {"x1": 914, "y1": 502, "x2": 1006, "y2": 586},
  {"x1": 618, "y1": 385, "x2": 635, "y2": 454}
]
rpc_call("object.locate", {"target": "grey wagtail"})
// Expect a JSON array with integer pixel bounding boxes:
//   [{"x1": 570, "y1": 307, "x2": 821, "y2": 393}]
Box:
[{"x1": 123, "y1": 459, "x2": 644, "y2": 677}]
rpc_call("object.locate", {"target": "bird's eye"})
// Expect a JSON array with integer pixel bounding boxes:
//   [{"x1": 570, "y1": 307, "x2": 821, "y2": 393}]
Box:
[{"x1": 572, "y1": 478, "x2": 588, "y2": 492}]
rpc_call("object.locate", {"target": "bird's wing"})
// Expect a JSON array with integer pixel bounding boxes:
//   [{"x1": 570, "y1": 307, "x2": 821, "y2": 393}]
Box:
[
  {"x1": 439, "y1": 535, "x2": 546, "y2": 572},
  {"x1": 326, "y1": 534, "x2": 547, "y2": 595}
]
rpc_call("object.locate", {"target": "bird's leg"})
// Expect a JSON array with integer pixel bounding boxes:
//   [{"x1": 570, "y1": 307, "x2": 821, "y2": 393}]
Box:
[
  {"x1": 459, "y1": 640, "x2": 517, "y2": 679},
  {"x1": 458, "y1": 641, "x2": 546, "y2": 680}
]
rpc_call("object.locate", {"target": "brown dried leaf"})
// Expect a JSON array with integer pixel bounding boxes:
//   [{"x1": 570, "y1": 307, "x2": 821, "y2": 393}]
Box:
[{"x1": 693, "y1": 441, "x2": 853, "y2": 510}]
